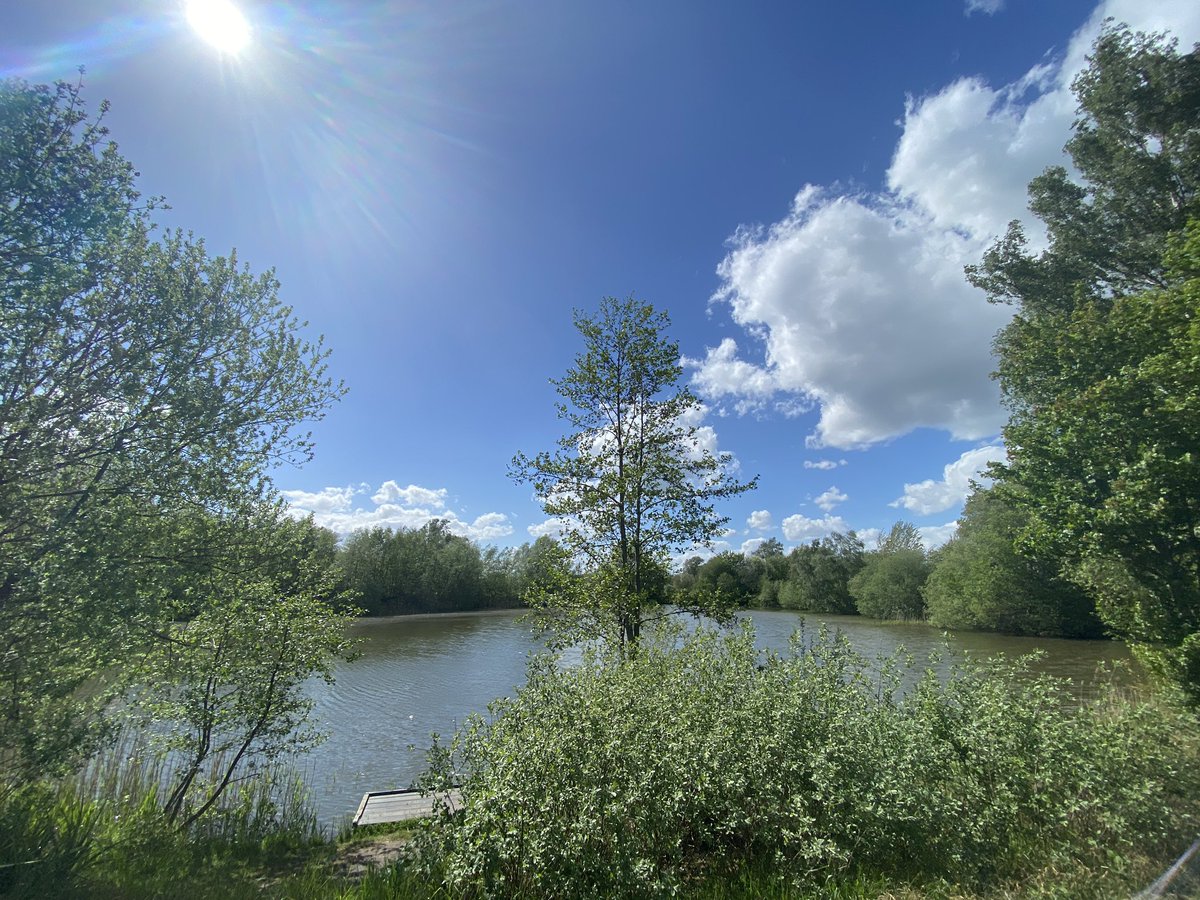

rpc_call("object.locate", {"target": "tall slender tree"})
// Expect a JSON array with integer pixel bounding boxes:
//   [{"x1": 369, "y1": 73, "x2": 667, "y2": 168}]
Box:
[{"x1": 511, "y1": 296, "x2": 755, "y2": 652}]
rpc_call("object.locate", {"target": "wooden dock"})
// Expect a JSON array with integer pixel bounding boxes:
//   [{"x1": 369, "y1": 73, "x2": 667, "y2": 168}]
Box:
[{"x1": 352, "y1": 788, "x2": 463, "y2": 826}]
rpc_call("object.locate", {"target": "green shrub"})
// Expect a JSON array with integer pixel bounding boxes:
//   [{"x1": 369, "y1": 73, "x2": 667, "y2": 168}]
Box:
[{"x1": 417, "y1": 624, "x2": 1200, "y2": 898}]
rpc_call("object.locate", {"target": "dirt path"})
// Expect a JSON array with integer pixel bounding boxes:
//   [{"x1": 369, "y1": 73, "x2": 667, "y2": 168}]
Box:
[{"x1": 332, "y1": 834, "x2": 413, "y2": 879}]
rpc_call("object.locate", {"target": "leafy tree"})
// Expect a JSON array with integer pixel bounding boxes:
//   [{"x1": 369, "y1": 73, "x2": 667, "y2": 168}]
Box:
[
  {"x1": 134, "y1": 511, "x2": 355, "y2": 827},
  {"x1": 968, "y1": 27, "x2": 1200, "y2": 315},
  {"x1": 923, "y1": 487, "x2": 1099, "y2": 637},
  {"x1": 689, "y1": 551, "x2": 760, "y2": 607},
  {"x1": 848, "y1": 523, "x2": 927, "y2": 620},
  {"x1": 511, "y1": 296, "x2": 755, "y2": 651},
  {"x1": 779, "y1": 532, "x2": 864, "y2": 614},
  {"x1": 0, "y1": 78, "x2": 346, "y2": 774},
  {"x1": 850, "y1": 552, "x2": 929, "y2": 621},
  {"x1": 748, "y1": 538, "x2": 788, "y2": 607},
  {"x1": 877, "y1": 521, "x2": 924, "y2": 554},
  {"x1": 753, "y1": 537, "x2": 785, "y2": 559},
  {"x1": 336, "y1": 521, "x2": 526, "y2": 614},
  {"x1": 967, "y1": 28, "x2": 1200, "y2": 698}
]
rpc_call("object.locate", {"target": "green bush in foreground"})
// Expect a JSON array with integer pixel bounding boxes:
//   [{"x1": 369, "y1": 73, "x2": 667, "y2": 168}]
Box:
[{"x1": 417, "y1": 625, "x2": 1200, "y2": 898}]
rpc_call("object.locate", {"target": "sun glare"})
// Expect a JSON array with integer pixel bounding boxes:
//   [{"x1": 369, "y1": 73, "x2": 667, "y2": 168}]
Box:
[{"x1": 186, "y1": 0, "x2": 251, "y2": 54}]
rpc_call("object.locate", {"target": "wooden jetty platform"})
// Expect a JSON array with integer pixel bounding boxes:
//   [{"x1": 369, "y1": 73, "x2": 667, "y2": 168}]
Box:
[{"x1": 352, "y1": 788, "x2": 463, "y2": 827}]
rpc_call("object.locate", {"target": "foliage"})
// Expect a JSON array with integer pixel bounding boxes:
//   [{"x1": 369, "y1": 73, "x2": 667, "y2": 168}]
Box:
[
  {"x1": 849, "y1": 549, "x2": 929, "y2": 620},
  {"x1": 511, "y1": 296, "x2": 755, "y2": 651},
  {"x1": 876, "y1": 521, "x2": 924, "y2": 554},
  {"x1": 967, "y1": 27, "x2": 1200, "y2": 699},
  {"x1": 417, "y1": 625, "x2": 1200, "y2": 899},
  {"x1": 924, "y1": 487, "x2": 1100, "y2": 637},
  {"x1": 668, "y1": 533, "x2": 865, "y2": 617},
  {"x1": 0, "y1": 744, "x2": 325, "y2": 899},
  {"x1": 847, "y1": 523, "x2": 927, "y2": 620},
  {"x1": 128, "y1": 511, "x2": 357, "y2": 827},
  {"x1": 0, "y1": 77, "x2": 346, "y2": 781},
  {"x1": 680, "y1": 550, "x2": 761, "y2": 607},
  {"x1": 337, "y1": 521, "x2": 532, "y2": 615},
  {"x1": 967, "y1": 27, "x2": 1200, "y2": 314},
  {"x1": 778, "y1": 532, "x2": 865, "y2": 614}
]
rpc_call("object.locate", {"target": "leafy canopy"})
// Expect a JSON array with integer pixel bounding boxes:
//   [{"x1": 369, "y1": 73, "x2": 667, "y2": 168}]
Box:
[
  {"x1": 969, "y1": 28, "x2": 1200, "y2": 700},
  {"x1": 0, "y1": 77, "x2": 349, "y2": 777}
]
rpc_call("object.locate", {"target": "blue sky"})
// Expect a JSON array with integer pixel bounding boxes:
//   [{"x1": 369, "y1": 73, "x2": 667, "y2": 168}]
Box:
[{"x1": 5, "y1": 0, "x2": 1198, "y2": 557}]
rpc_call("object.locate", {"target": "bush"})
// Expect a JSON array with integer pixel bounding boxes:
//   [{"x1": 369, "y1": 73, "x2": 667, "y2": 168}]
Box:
[{"x1": 417, "y1": 625, "x2": 1200, "y2": 898}]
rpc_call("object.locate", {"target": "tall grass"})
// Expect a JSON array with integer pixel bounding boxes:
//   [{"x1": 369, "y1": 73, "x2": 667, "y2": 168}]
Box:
[{"x1": 0, "y1": 732, "x2": 327, "y2": 898}]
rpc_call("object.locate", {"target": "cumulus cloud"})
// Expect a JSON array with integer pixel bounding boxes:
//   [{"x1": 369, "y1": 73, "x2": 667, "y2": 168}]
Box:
[
  {"x1": 466, "y1": 513, "x2": 514, "y2": 542},
  {"x1": 527, "y1": 517, "x2": 571, "y2": 539},
  {"x1": 892, "y1": 444, "x2": 1005, "y2": 515},
  {"x1": 814, "y1": 486, "x2": 848, "y2": 513},
  {"x1": 747, "y1": 509, "x2": 774, "y2": 531},
  {"x1": 279, "y1": 484, "x2": 360, "y2": 515},
  {"x1": 919, "y1": 522, "x2": 960, "y2": 549},
  {"x1": 690, "y1": 0, "x2": 1200, "y2": 450},
  {"x1": 371, "y1": 481, "x2": 447, "y2": 509},
  {"x1": 804, "y1": 459, "x2": 847, "y2": 470},
  {"x1": 857, "y1": 527, "x2": 883, "y2": 548},
  {"x1": 694, "y1": 187, "x2": 1010, "y2": 448},
  {"x1": 781, "y1": 513, "x2": 850, "y2": 543},
  {"x1": 283, "y1": 480, "x2": 512, "y2": 542},
  {"x1": 740, "y1": 537, "x2": 766, "y2": 555}
]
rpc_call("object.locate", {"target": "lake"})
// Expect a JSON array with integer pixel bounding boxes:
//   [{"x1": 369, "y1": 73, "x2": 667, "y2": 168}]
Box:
[{"x1": 302, "y1": 608, "x2": 1136, "y2": 826}]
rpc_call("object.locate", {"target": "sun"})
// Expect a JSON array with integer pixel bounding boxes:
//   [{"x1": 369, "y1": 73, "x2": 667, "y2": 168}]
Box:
[{"x1": 185, "y1": 0, "x2": 251, "y2": 54}]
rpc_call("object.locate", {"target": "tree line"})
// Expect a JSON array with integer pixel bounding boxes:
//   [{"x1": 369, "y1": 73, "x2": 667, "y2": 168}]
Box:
[
  {"x1": 673, "y1": 497, "x2": 1101, "y2": 638},
  {"x1": 333, "y1": 522, "x2": 554, "y2": 615}
]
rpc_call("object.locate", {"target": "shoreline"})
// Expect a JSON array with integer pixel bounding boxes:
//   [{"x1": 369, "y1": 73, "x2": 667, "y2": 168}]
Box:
[{"x1": 350, "y1": 607, "x2": 526, "y2": 625}]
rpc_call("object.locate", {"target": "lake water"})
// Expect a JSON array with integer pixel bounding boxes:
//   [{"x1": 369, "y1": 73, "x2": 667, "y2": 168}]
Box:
[{"x1": 302, "y1": 608, "x2": 1136, "y2": 826}]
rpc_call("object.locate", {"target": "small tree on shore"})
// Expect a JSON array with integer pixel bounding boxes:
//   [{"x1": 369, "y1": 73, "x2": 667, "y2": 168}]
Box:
[{"x1": 511, "y1": 296, "x2": 755, "y2": 653}]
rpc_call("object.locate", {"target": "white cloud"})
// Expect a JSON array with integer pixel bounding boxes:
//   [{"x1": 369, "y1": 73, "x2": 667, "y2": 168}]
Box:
[
  {"x1": 466, "y1": 512, "x2": 514, "y2": 542},
  {"x1": 371, "y1": 481, "x2": 447, "y2": 509},
  {"x1": 695, "y1": 187, "x2": 1010, "y2": 449},
  {"x1": 279, "y1": 484, "x2": 359, "y2": 515},
  {"x1": 282, "y1": 480, "x2": 512, "y2": 542},
  {"x1": 690, "y1": 0, "x2": 1200, "y2": 450},
  {"x1": 747, "y1": 509, "x2": 774, "y2": 531},
  {"x1": 814, "y1": 486, "x2": 848, "y2": 513},
  {"x1": 888, "y1": 68, "x2": 1067, "y2": 244},
  {"x1": 740, "y1": 538, "x2": 766, "y2": 555},
  {"x1": 857, "y1": 527, "x2": 883, "y2": 548},
  {"x1": 683, "y1": 339, "x2": 781, "y2": 416},
  {"x1": 804, "y1": 459, "x2": 847, "y2": 470},
  {"x1": 892, "y1": 444, "x2": 1005, "y2": 515},
  {"x1": 527, "y1": 517, "x2": 571, "y2": 539},
  {"x1": 781, "y1": 513, "x2": 850, "y2": 543},
  {"x1": 964, "y1": 0, "x2": 1004, "y2": 16},
  {"x1": 919, "y1": 522, "x2": 960, "y2": 549}
]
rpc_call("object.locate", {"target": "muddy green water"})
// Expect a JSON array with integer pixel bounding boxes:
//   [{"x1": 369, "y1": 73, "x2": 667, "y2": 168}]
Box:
[{"x1": 302, "y1": 609, "x2": 1135, "y2": 826}]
